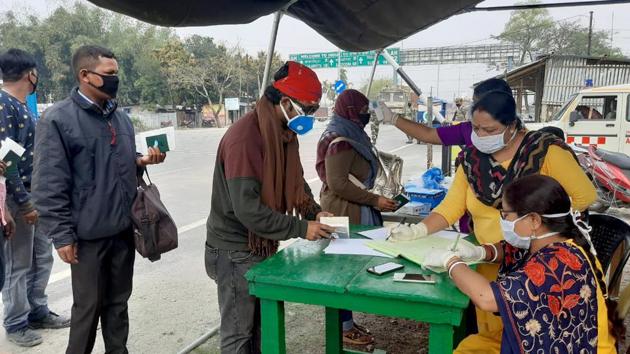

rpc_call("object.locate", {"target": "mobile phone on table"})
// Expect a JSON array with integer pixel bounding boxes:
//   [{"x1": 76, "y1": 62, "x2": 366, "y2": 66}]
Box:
[
  {"x1": 393, "y1": 273, "x2": 436, "y2": 284},
  {"x1": 392, "y1": 193, "x2": 410, "y2": 211},
  {"x1": 367, "y1": 262, "x2": 404, "y2": 276}
]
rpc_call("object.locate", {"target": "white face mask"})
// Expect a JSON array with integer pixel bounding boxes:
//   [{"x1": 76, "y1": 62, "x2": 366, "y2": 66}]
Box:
[
  {"x1": 471, "y1": 126, "x2": 516, "y2": 154},
  {"x1": 501, "y1": 214, "x2": 560, "y2": 249}
]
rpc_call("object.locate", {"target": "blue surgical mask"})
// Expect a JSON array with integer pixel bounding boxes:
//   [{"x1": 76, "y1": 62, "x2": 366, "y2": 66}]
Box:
[{"x1": 280, "y1": 100, "x2": 314, "y2": 135}]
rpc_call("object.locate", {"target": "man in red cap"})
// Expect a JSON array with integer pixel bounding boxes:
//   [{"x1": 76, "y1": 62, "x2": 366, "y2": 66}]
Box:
[{"x1": 205, "y1": 61, "x2": 334, "y2": 354}]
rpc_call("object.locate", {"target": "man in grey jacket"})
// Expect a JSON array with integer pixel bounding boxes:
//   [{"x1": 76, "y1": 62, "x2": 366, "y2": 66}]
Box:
[{"x1": 32, "y1": 45, "x2": 165, "y2": 354}]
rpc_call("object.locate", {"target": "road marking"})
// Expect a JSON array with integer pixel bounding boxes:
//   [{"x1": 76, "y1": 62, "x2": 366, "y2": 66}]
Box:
[
  {"x1": 387, "y1": 144, "x2": 414, "y2": 154},
  {"x1": 44, "y1": 218, "x2": 209, "y2": 286},
  {"x1": 178, "y1": 218, "x2": 207, "y2": 233},
  {"x1": 49, "y1": 269, "x2": 72, "y2": 284}
]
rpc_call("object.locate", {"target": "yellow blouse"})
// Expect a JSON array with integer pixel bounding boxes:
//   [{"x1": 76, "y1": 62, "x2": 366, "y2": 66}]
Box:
[{"x1": 434, "y1": 145, "x2": 597, "y2": 245}]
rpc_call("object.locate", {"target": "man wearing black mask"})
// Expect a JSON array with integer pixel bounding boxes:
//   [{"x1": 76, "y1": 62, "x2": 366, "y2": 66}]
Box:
[
  {"x1": 32, "y1": 45, "x2": 165, "y2": 354},
  {"x1": 0, "y1": 48, "x2": 65, "y2": 348}
]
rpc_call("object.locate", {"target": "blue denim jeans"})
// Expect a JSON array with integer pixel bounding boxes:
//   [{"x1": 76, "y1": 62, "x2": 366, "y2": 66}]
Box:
[
  {"x1": 0, "y1": 232, "x2": 4, "y2": 291},
  {"x1": 2, "y1": 206, "x2": 53, "y2": 333}
]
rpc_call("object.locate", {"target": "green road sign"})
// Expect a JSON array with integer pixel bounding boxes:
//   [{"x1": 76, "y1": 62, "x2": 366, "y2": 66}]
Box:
[{"x1": 289, "y1": 48, "x2": 399, "y2": 69}]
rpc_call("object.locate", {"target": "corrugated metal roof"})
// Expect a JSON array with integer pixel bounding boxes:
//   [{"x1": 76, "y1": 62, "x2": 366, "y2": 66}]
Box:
[{"x1": 542, "y1": 56, "x2": 630, "y2": 105}]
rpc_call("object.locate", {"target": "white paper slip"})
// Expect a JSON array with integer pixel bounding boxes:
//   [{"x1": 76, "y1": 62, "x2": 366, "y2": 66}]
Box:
[
  {"x1": 357, "y1": 227, "x2": 390, "y2": 241},
  {"x1": 135, "y1": 126, "x2": 176, "y2": 155},
  {"x1": 0, "y1": 137, "x2": 26, "y2": 174},
  {"x1": 323, "y1": 239, "x2": 393, "y2": 258},
  {"x1": 320, "y1": 216, "x2": 350, "y2": 239},
  {"x1": 0, "y1": 137, "x2": 25, "y2": 158}
]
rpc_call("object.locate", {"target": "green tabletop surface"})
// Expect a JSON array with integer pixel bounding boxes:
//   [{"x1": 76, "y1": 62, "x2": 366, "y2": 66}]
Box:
[{"x1": 246, "y1": 224, "x2": 471, "y2": 315}]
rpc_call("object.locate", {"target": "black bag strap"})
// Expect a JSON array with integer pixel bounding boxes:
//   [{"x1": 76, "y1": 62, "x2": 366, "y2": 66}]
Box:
[{"x1": 137, "y1": 167, "x2": 153, "y2": 187}]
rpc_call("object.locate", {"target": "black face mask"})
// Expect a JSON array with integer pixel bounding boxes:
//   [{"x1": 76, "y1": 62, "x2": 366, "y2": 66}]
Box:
[
  {"x1": 87, "y1": 71, "x2": 119, "y2": 98},
  {"x1": 28, "y1": 73, "x2": 38, "y2": 94},
  {"x1": 358, "y1": 112, "x2": 371, "y2": 125}
]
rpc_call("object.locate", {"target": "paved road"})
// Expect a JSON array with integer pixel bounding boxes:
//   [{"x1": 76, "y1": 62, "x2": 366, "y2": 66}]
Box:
[{"x1": 0, "y1": 122, "x2": 443, "y2": 353}]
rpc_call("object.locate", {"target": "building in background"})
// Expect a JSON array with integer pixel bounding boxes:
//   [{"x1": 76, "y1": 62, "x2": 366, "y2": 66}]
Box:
[{"x1": 494, "y1": 54, "x2": 630, "y2": 122}]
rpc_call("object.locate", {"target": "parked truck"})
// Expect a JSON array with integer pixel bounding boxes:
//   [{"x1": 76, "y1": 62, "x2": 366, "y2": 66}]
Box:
[{"x1": 528, "y1": 84, "x2": 630, "y2": 154}]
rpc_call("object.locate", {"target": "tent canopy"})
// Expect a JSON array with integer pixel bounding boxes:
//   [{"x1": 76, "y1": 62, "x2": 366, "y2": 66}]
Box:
[{"x1": 86, "y1": 0, "x2": 482, "y2": 51}]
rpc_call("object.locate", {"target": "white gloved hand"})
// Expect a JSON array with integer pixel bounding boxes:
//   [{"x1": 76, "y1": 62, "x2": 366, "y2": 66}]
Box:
[
  {"x1": 451, "y1": 242, "x2": 486, "y2": 263},
  {"x1": 388, "y1": 222, "x2": 429, "y2": 243},
  {"x1": 423, "y1": 249, "x2": 458, "y2": 273},
  {"x1": 371, "y1": 100, "x2": 395, "y2": 124}
]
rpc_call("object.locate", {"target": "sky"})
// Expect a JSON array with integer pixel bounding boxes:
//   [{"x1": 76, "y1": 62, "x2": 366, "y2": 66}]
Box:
[{"x1": 5, "y1": 0, "x2": 630, "y2": 100}]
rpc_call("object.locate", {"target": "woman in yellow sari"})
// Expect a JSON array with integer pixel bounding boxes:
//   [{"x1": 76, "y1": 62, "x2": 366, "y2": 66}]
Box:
[{"x1": 389, "y1": 90, "x2": 597, "y2": 351}]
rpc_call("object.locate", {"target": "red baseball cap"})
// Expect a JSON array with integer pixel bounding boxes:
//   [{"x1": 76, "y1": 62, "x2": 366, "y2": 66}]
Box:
[{"x1": 272, "y1": 61, "x2": 322, "y2": 105}]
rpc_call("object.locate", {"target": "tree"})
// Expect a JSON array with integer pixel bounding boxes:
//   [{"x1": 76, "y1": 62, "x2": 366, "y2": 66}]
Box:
[
  {"x1": 359, "y1": 78, "x2": 394, "y2": 100},
  {"x1": 167, "y1": 41, "x2": 242, "y2": 127},
  {"x1": 1, "y1": 3, "x2": 178, "y2": 105},
  {"x1": 0, "y1": 3, "x2": 287, "y2": 114},
  {"x1": 541, "y1": 21, "x2": 624, "y2": 58},
  {"x1": 238, "y1": 51, "x2": 283, "y2": 99},
  {"x1": 154, "y1": 40, "x2": 192, "y2": 107},
  {"x1": 495, "y1": 1, "x2": 555, "y2": 64},
  {"x1": 497, "y1": 0, "x2": 625, "y2": 63}
]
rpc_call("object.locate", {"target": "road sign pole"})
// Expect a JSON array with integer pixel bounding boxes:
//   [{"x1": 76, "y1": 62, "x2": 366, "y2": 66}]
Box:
[
  {"x1": 261, "y1": 11, "x2": 283, "y2": 97},
  {"x1": 337, "y1": 51, "x2": 341, "y2": 80},
  {"x1": 380, "y1": 49, "x2": 421, "y2": 96},
  {"x1": 366, "y1": 49, "x2": 382, "y2": 98}
]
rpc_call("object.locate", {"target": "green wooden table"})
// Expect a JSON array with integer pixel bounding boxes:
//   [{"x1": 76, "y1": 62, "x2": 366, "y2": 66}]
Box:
[{"x1": 245, "y1": 225, "x2": 471, "y2": 354}]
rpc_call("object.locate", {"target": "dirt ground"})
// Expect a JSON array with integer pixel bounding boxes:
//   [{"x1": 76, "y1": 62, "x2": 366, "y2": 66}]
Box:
[{"x1": 193, "y1": 270, "x2": 630, "y2": 354}]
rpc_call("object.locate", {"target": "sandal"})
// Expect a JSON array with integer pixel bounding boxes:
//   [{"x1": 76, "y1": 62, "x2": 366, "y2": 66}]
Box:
[
  {"x1": 353, "y1": 323, "x2": 372, "y2": 335},
  {"x1": 343, "y1": 327, "x2": 374, "y2": 345}
]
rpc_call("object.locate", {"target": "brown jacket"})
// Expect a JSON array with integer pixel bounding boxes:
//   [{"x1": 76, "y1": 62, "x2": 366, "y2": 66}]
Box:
[{"x1": 320, "y1": 149, "x2": 380, "y2": 224}]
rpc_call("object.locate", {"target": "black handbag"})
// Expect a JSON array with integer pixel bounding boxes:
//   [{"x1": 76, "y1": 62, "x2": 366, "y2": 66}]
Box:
[{"x1": 131, "y1": 170, "x2": 178, "y2": 261}]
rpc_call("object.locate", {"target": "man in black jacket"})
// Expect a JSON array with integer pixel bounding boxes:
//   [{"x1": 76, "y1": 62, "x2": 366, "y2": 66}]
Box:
[{"x1": 32, "y1": 45, "x2": 165, "y2": 354}]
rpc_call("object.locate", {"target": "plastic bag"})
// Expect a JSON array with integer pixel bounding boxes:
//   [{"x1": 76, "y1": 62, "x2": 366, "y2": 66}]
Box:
[{"x1": 422, "y1": 167, "x2": 445, "y2": 190}]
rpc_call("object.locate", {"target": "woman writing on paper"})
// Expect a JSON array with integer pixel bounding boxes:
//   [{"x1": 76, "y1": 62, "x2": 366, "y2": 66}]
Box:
[
  {"x1": 423, "y1": 175, "x2": 621, "y2": 353},
  {"x1": 316, "y1": 89, "x2": 397, "y2": 346},
  {"x1": 388, "y1": 90, "x2": 597, "y2": 351}
]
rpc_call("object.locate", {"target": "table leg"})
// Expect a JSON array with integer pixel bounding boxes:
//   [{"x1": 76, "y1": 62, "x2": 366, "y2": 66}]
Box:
[
  {"x1": 261, "y1": 299, "x2": 286, "y2": 354},
  {"x1": 325, "y1": 307, "x2": 342, "y2": 354},
  {"x1": 428, "y1": 323, "x2": 453, "y2": 354}
]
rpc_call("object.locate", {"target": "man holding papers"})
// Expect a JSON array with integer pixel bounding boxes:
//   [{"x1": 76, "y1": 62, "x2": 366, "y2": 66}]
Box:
[
  {"x1": 0, "y1": 48, "x2": 67, "y2": 348},
  {"x1": 32, "y1": 45, "x2": 165, "y2": 354}
]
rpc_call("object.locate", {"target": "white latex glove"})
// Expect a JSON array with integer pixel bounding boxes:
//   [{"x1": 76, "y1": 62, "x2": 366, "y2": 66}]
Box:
[
  {"x1": 423, "y1": 250, "x2": 458, "y2": 273},
  {"x1": 371, "y1": 100, "x2": 395, "y2": 124},
  {"x1": 451, "y1": 242, "x2": 486, "y2": 263},
  {"x1": 388, "y1": 222, "x2": 429, "y2": 243}
]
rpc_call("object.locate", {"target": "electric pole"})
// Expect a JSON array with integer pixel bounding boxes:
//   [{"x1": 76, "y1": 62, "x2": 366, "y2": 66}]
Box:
[{"x1": 587, "y1": 11, "x2": 594, "y2": 56}]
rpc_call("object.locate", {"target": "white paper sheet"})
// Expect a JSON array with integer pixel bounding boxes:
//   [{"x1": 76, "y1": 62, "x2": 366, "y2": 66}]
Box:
[
  {"x1": 320, "y1": 216, "x2": 350, "y2": 239},
  {"x1": 0, "y1": 137, "x2": 25, "y2": 158},
  {"x1": 323, "y1": 239, "x2": 393, "y2": 258},
  {"x1": 357, "y1": 227, "x2": 390, "y2": 240}
]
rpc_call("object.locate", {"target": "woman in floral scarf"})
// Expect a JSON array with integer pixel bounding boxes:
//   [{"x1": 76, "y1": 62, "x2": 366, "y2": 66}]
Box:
[{"x1": 424, "y1": 174, "x2": 623, "y2": 353}]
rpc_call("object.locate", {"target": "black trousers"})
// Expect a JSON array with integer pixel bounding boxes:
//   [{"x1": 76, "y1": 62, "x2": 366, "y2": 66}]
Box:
[{"x1": 66, "y1": 228, "x2": 135, "y2": 354}]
